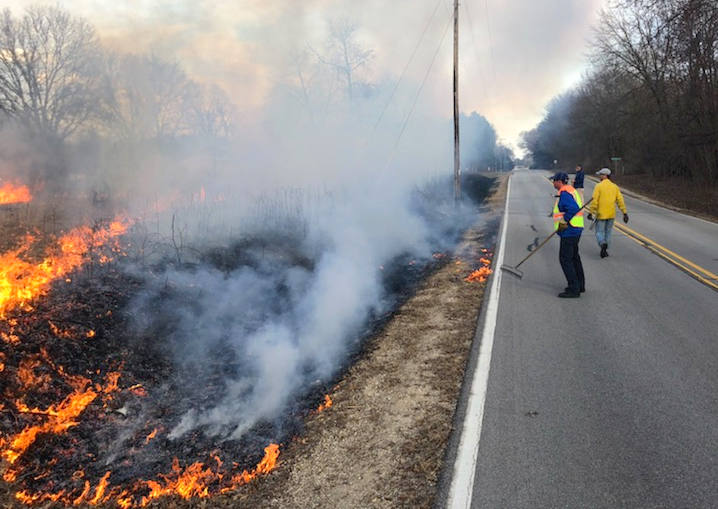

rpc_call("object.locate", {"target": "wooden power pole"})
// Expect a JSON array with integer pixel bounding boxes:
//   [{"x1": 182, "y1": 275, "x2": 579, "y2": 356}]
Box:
[{"x1": 453, "y1": 0, "x2": 461, "y2": 202}]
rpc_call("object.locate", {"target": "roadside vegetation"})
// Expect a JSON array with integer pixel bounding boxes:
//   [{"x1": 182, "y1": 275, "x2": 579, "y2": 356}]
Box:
[{"x1": 520, "y1": 0, "x2": 718, "y2": 218}]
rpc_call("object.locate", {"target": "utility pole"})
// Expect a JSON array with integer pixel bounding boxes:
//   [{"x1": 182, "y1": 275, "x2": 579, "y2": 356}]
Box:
[{"x1": 453, "y1": 0, "x2": 461, "y2": 203}]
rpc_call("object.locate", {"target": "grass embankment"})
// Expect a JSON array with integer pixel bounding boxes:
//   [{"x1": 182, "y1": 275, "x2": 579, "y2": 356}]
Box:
[{"x1": 611, "y1": 174, "x2": 718, "y2": 222}]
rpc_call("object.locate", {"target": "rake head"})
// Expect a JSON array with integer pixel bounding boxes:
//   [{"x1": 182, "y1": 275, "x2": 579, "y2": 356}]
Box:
[{"x1": 500, "y1": 264, "x2": 523, "y2": 279}]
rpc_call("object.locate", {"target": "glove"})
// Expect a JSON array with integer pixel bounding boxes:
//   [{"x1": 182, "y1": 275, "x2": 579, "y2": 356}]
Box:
[
  {"x1": 587, "y1": 213, "x2": 594, "y2": 221},
  {"x1": 557, "y1": 221, "x2": 568, "y2": 232},
  {"x1": 623, "y1": 213, "x2": 629, "y2": 223}
]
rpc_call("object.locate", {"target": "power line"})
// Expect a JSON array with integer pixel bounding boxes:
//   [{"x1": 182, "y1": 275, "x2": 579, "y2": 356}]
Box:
[
  {"x1": 463, "y1": 0, "x2": 489, "y2": 103},
  {"x1": 385, "y1": 12, "x2": 454, "y2": 168},
  {"x1": 484, "y1": 0, "x2": 497, "y2": 83},
  {"x1": 372, "y1": 0, "x2": 445, "y2": 133}
]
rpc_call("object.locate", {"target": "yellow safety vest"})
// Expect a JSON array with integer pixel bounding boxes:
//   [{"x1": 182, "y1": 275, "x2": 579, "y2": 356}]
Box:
[{"x1": 553, "y1": 185, "x2": 584, "y2": 230}]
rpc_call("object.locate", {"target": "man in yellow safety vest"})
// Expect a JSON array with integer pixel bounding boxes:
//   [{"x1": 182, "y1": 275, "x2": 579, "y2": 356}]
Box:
[{"x1": 551, "y1": 172, "x2": 585, "y2": 298}]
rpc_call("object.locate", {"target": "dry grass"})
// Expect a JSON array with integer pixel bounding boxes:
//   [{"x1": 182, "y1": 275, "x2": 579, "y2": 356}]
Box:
[{"x1": 615, "y1": 174, "x2": 718, "y2": 221}]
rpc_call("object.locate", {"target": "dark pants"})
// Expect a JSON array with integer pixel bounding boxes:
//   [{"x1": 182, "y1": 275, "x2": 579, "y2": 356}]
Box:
[{"x1": 559, "y1": 236, "x2": 585, "y2": 293}]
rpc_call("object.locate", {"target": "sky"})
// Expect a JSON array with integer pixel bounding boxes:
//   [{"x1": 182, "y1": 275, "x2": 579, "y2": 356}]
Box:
[{"x1": 4, "y1": 0, "x2": 609, "y2": 153}]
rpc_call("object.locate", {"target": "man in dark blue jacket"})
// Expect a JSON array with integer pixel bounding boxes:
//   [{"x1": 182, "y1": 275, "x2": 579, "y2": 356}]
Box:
[
  {"x1": 551, "y1": 172, "x2": 585, "y2": 298},
  {"x1": 573, "y1": 164, "x2": 585, "y2": 201}
]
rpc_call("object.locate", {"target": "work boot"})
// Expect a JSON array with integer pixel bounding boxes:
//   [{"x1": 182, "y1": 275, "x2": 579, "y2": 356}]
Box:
[
  {"x1": 600, "y1": 243, "x2": 608, "y2": 258},
  {"x1": 558, "y1": 291, "x2": 580, "y2": 298},
  {"x1": 565, "y1": 287, "x2": 586, "y2": 293}
]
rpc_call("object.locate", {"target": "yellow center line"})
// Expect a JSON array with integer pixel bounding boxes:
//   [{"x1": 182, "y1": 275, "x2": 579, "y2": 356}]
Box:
[
  {"x1": 615, "y1": 223, "x2": 718, "y2": 280},
  {"x1": 614, "y1": 223, "x2": 718, "y2": 291}
]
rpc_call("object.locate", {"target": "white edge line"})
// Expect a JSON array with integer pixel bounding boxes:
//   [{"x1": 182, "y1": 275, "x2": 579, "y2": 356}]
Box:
[{"x1": 446, "y1": 175, "x2": 511, "y2": 508}]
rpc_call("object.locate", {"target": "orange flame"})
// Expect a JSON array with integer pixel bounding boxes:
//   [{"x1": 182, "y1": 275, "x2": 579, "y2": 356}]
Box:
[
  {"x1": 464, "y1": 266, "x2": 492, "y2": 283},
  {"x1": 3, "y1": 385, "x2": 98, "y2": 464},
  {"x1": 16, "y1": 358, "x2": 51, "y2": 389},
  {"x1": 224, "y1": 443, "x2": 280, "y2": 488},
  {"x1": 0, "y1": 219, "x2": 128, "y2": 318},
  {"x1": 317, "y1": 394, "x2": 333, "y2": 412},
  {"x1": 145, "y1": 428, "x2": 159, "y2": 444},
  {"x1": 0, "y1": 182, "x2": 31, "y2": 205},
  {"x1": 3, "y1": 372, "x2": 121, "y2": 465},
  {"x1": 10, "y1": 443, "x2": 280, "y2": 507}
]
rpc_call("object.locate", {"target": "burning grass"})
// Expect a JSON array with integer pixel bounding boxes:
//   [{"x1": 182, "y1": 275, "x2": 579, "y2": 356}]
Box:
[
  {"x1": 1, "y1": 173, "x2": 497, "y2": 508},
  {"x1": 0, "y1": 182, "x2": 32, "y2": 205},
  {"x1": 0, "y1": 233, "x2": 288, "y2": 506}
]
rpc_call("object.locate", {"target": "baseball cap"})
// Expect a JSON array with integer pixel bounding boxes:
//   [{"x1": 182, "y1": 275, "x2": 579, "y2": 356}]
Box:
[
  {"x1": 550, "y1": 172, "x2": 569, "y2": 182},
  {"x1": 596, "y1": 168, "x2": 611, "y2": 176}
]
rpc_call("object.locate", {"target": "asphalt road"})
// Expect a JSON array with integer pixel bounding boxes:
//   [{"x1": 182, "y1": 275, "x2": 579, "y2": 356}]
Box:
[
  {"x1": 443, "y1": 169, "x2": 718, "y2": 508},
  {"x1": 581, "y1": 174, "x2": 718, "y2": 276}
]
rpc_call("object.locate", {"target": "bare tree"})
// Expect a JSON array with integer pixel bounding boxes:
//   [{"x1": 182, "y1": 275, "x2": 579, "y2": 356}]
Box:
[
  {"x1": 0, "y1": 6, "x2": 105, "y2": 141},
  {"x1": 187, "y1": 83, "x2": 235, "y2": 139},
  {"x1": 284, "y1": 47, "x2": 320, "y2": 122},
  {"x1": 594, "y1": 1, "x2": 679, "y2": 119},
  {"x1": 525, "y1": 0, "x2": 718, "y2": 194},
  {"x1": 106, "y1": 53, "x2": 194, "y2": 140},
  {"x1": 316, "y1": 19, "x2": 373, "y2": 101}
]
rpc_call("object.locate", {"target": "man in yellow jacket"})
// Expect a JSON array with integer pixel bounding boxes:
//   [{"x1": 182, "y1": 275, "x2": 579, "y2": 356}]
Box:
[{"x1": 587, "y1": 168, "x2": 629, "y2": 258}]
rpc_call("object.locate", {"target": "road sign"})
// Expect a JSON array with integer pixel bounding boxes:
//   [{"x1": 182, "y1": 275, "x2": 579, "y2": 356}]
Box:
[{"x1": 610, "y1": 157, "x2": 621, "y2": 161}]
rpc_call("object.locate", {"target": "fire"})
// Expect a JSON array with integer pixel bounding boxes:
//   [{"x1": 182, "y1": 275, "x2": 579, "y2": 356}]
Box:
[
  {"x1": 10, "y1": 443, "x2": 281, "y2": 507},
  {"x1": 48, "y1": 321, "x2": 74, "y2": 338},
  {"x1": 0, "y1": 218, "x2": 128, "y2": 318},
  {"x1": 16, "y1": 358, "x2": 51, "y2": 388},
  {"x1": 225, "y1": 443, "x2": 281, "y2": 487},
  {"x1": 0, "y1": 181, "x2": 32, "y2": 205},
  {"x1": 0, "y1": 213, "x2": 288, "y2": 507},
  {"x1": 317, "y1": 394, "x2": 333, "y2": 412},
  {"x1": 2, "y1": 372, "x2": 121, "y2": 465},
  {"x1": 464, "y1": 255, "x2": 493, "y2": 283},
  {"x1": 142, "y1": 459, "x2": 213, "y2": 502},
  {"x1": 128, "y1": 384, "x2": 148, "y2": 397},
  {"x1": 3, "y1": 385, "x2": 98, "y2": 464},
  {"x1": 143, "y1": 444, "x2": 281, "y2": 503},
  {"x1": 145, "y1": 428, "x2": 159, "y2": 444}
]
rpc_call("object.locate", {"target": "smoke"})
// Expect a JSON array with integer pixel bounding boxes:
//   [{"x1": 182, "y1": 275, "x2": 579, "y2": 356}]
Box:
[
  {"x1": 1, "y1": 2, "x2": 487, "y2": 445},
  {"x1": 106, "y1": 7, "x2": 478, "y2": 444},
  {"x1": 124, "y1": 168, "x2": 456, "y2": 441}
]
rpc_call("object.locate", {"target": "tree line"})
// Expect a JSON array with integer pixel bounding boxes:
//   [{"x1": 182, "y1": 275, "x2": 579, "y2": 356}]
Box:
[
  {"x1": 0, "y1": 6, "x2": 234, "y2": 143},
  {"x1": 521, "y1": 0, "x2": 717, "y2": 185}
]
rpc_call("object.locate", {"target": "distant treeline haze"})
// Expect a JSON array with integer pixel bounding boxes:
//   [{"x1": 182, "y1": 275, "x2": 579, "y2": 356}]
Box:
[{"x1": 522, "y1": 0, "x2": 717, "y2": 185}]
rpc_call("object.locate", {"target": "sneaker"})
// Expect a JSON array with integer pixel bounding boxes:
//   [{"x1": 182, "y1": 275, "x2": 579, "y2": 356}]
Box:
[
  {"x1": 600, "y1": 243, "x2": 608, "y2": 258},
  {"x1": 558, "y1": 291, "x2": 580, "y2": 298}
]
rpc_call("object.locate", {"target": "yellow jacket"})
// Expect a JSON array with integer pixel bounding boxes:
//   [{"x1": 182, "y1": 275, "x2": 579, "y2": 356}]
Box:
[{"x1": 590, "y1": 179, "x2": 627, "y2": 219}]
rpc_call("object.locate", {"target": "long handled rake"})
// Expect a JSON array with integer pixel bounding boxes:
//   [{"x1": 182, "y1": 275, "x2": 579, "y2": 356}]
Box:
[{"x1": 501, "y1": 198, "x2": 593, "y2": 279}]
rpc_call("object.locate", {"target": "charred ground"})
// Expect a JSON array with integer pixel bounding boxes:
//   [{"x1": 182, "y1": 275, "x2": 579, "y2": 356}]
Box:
[{"x1": 0, "y1": 173, "x2": 504, "y2": 508}]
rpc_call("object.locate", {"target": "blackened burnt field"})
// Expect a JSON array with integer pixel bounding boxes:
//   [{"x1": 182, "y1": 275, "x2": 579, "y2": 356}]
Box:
[{"x1": 0, "y1": 174, "x2": 497, "y2": 508}]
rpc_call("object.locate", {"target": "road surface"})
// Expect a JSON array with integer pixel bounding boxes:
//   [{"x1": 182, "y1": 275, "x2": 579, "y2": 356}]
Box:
[{"x1": 441, "y1": 169, "x2": 718, "y2": 508}]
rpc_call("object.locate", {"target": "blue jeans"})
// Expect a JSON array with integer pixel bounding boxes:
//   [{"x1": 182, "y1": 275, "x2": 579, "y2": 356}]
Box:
[{"x1": 595, "y1": 218, "x2": 614, "y2": 248}]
